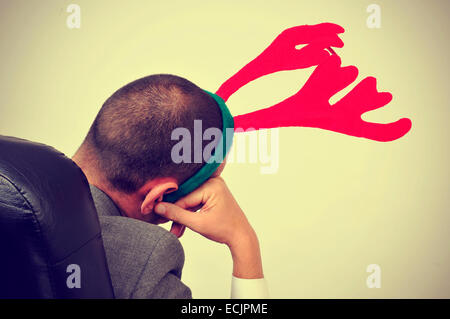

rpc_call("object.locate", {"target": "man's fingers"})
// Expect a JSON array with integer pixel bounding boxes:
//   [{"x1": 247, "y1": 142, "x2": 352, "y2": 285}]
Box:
[
  {"x1": 155, "y1": 202, "x2": 200, "y2": 230},
  {"x1": 173, "y1": 181, "x2": 212, "y2": 210},
  {"x1": 170, "y1": 222, "x2": 186, "y2": 238},
  {"x1": 174, "y1": 193, "x2": 202, "y2": 210}
]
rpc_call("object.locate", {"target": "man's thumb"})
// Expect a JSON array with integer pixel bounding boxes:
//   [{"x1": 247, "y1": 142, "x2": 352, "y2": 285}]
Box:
[{"x1": 154, "y1": 202, "x2": 197, "y2": 228}]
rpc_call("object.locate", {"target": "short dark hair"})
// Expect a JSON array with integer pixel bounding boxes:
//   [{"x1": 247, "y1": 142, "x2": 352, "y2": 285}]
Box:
[{"x1": 80, "y1": 74, "x2": 222, "y2": 193}]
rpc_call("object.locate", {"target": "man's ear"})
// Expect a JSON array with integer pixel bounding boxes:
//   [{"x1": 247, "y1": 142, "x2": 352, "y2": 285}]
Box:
[{"x1": 140, "y1": 179, "x2": 178, "y2": 216}]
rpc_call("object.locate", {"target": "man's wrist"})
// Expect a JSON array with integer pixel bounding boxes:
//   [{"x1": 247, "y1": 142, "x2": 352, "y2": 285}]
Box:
[{"x1": 228, "y1": 229, "x2": 264, "y2": 279}]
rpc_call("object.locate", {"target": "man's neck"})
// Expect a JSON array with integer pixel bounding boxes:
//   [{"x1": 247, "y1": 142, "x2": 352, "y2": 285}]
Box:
[
  {"x1": 72, "y1": 152, "x2": 125, "y2": 214},
  {"x1": 72, "y1": 151, "x2": 146, "y2": 221}
]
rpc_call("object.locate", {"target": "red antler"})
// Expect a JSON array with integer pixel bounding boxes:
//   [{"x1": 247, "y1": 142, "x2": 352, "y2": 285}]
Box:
[
  {"x1": 233, "y1": 55, "x2": 412, "y2": 142},
  {"x1": 216, "y1": 23, "x2": 345, "y2": 102},
  {"x1": 216, "y1": 24, "x2": 412, "y2": 142}
]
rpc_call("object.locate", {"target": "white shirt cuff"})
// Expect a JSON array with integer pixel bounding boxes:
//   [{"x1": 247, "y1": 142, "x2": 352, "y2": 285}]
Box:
[{"x1": 230, "y1": 275, "x2": 269, "y2": 299}]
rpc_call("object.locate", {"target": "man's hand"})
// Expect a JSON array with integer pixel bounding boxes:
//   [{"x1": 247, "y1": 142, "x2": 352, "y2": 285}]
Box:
[{"x1": 154, "y1": 177, "x2": 263, "y2": 279}]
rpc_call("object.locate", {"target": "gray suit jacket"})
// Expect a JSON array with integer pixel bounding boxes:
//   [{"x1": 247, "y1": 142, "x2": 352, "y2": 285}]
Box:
[{"x1": 89, "y1": 184, "x2": 192, "y2": 299}]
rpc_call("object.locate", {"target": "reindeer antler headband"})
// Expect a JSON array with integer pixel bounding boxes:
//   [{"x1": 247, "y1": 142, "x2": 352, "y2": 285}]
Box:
[
  {"x1": 164, "y1": 23, "x2": 412, "y2": 202},
  {"x1": 219, "y1": 23, "x2": 412, "y2": 142},
  {"x1": 163, "y1": 90, "x2": 234, "y2": 203}
]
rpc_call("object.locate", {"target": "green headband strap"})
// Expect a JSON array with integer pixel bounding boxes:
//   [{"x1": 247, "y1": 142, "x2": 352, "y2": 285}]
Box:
[{"x1": 163, "y1": 90, "x2": 234, "y2": 203}]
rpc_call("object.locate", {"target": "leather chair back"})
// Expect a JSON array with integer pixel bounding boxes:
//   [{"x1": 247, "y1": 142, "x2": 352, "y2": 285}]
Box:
[{"x1": 0, "y1": 135, "x2": 114, "y2": 298}]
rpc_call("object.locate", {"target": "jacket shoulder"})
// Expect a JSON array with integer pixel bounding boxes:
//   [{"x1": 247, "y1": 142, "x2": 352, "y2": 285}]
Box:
[{"x1": 99, "y1": 216, "x2": 189, "y2": 298}]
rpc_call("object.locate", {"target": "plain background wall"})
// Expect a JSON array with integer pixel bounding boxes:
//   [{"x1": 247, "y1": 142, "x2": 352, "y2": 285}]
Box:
[{"x1": 0, "y1": 0, "x2": 449, "y2": 298}]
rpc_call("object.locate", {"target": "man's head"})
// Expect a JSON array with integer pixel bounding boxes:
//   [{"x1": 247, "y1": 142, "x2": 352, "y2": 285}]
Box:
[{"x1": 73, "y1": 74, "x2": 224, "y2": 223}]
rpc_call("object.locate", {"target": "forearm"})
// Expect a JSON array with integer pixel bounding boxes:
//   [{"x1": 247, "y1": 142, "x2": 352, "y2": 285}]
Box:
[
  {"x1": 228, "y1": 228, "x2": 263, "y2": 279},
  {"x1": 228, "y1": 229, "x2": 269, "y2": 299}
]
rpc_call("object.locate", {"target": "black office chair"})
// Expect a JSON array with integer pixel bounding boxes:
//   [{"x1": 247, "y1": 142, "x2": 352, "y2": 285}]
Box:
[{"x1": 0, "y1": 135, "x2": 114, "y2": 298}]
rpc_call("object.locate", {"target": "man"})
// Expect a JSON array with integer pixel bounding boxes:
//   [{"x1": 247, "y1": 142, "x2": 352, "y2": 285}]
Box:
[{"x1": 72, "y1": 74, "x2": 268, "y2": 298}]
